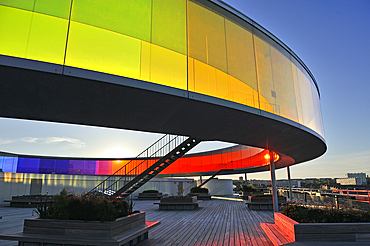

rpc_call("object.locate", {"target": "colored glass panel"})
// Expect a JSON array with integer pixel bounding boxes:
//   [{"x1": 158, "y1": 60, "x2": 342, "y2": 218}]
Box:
[
  {"x1": 254, "y1": 35, "x2": 276, "y2": 114},
  {"x1": 71, "y1": 0, "x2": 151, "y2": 42},
  {"x1": 296, "y1": 67, "x2": 316, "y2": 131},
  {"x1": 188, "y1": 1, "x2": 227, "y2": 73},
  {"x1": 270, "y1": 46, "x2": 298, "y2": 121},
  {"x1": 34, "y1": 0, "x2": 71, "y2": 19},
  {"x1": 55, "y1": 160, "x2": 69, "y2": 174},
  {"x1": 17, "y1": 158, "x2": 40, "y2": 173},
  {"x1": 65, "y1": 21, "x2": 141, "y2": 79},
  {"x1": 149, "y1": 44, "x2": 187, "y2": 90},
  {"x1": 0, "y1": 6, "x2": 32, "y2": 58},
  {"x1": 39, "y1": 159, "x2": 55, "y2": 173},
  {"x1": 0, "y1": 0, "x2": 34, "y2": 11},
  {"x1": 152, "y1": 0, "x2": 187, "y2": 55},
  {"x1": 26, "y1": 13, "x2": 69, "y2": 65},
  {"x1": 225, "y1": 19, "x2": 257, "y2": 91}
]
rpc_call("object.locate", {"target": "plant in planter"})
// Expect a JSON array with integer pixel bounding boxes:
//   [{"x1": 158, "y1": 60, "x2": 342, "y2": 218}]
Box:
[
  {"x1": 190, "y1": 187, "x2": 209, "y2": 194},
  {"x1": 34, "y1": 188, "x2": 135, "y2": 221},
  {"x1": 0, "y1": 188, "x2": 160, "y2": 246},
  {"x1": 138, "y1": 189, "x2": 163, "y2": 200},
  {"x1": 142, "y1": 189, "x2": 159, "y2": 193},
  {"x1": 282, "y1": 202, "x2": 370, "y2": 223}
]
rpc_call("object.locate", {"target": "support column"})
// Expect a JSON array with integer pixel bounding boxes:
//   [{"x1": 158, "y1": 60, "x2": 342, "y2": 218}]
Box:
[
  {"x1": 287, "y1": 166, "x2": 293, "y2": 200},
  {"x1": 244, "y1": 173, "x2": 247, "y2": 184},
  {"x1": 270, "y1": 150, "x2": 279, "y2": 212}
]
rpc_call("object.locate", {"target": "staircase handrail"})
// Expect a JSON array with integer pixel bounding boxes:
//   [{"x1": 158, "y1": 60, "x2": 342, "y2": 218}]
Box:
[{"x1": 89, "y1": 134, "x2": 187, "y2": 194}]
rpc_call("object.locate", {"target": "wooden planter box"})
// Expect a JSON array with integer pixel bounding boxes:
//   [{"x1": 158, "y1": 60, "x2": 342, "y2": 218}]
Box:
[
  {"x1": 4, "y1": 195, "x2": 52, "y2": 208},
  {"x1": 158, "y1": 196, "x2": 200, "y2": 210},
  {"x1": 261, "y1": 212, "x2": 370, "y2": 244},
  {"x1": 138, "y1": 192, "x2": 163, "y2": 200},
  {"x1": 0, "y1": 212, "x2": 160, "y2": 246},
  {"x1": 187, "y1": 193, "x2": 212, "y2": 200},
  {"x1": 246, "y1": 196, "x2": 286, "y2": 211}
]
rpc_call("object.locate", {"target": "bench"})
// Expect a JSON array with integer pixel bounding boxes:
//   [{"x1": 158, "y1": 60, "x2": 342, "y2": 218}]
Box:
[{"x1": 260, "y1": 212, "x2": 297, "y2": 246}]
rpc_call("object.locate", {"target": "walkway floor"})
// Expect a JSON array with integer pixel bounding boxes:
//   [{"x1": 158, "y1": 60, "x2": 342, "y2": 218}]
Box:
[{"x1": 1, "y1": 198, "x2": 370, "y2": 246}]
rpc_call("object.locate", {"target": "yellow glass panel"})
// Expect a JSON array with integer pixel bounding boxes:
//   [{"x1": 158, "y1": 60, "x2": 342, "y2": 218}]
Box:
[
  {"x1": 229, "y1": 76, "x2": 259, "y2": 108},
  {"x1": 65, "y1": 21, "x2": 141, "y2": 79},
  {"x1": 187, "y1": 1, "x2": 227, "y2": 73},
  {"x1": 193, "y1": 59, "x2": 216, "y2": 96},
  {"x1": 188, "y1": 57, "x2": 195, "y2": 91},
  {"x1": 254, "y1": 35, "x2": 275, "y2": 114},
  {"x1": 225, "y1": 19, "x2": 257, "y2": 91},
  {"x1": 0, "y1": 6, "x2": 31, "y2": 58},
  {"x1": 149, "y1": 44, "x2": 187, "y2": 90},
  {"x1": 140, "y1": 41, "x2": 151, "y2": 82},
  {"x1": 291, "y1": 62, "x2": 304, "y2": 124},
  {"x1": 270, "y1": 46, "x2": 298, "y2": 121},
  {"x1": 215, "y1": 69, "x2": 229, "y2": 100},
  {"x1": 296, "y1": 67, "x2": 316, "y2": 131},
  {"x1": 26, "y1": 13, "x2": 68, "y2": 65}
]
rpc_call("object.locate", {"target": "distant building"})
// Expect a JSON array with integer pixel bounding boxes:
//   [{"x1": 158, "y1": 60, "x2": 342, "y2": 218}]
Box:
[
  {"x1": 336, "y1": 173, "x2": 367, "y2": 186},
  {"x1": 336, "y1": 177, "x2": 361, "y2": 186},
  {"x1": 346, "y1": 173, "x2": 367, "y2": 184}
]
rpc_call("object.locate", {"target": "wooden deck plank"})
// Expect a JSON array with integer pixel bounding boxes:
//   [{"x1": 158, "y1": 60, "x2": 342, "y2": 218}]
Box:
[{"x1": 1, "y1": 198, "x2": 275, "y2": 246}]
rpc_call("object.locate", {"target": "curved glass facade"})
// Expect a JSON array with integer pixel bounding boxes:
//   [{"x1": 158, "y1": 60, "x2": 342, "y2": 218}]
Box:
[
  {"x1": 0, "y1": 0, "x2": 324, "y2": 138},
  {"x1": 0, "y1": 145, "x2": 288, "y2": 176}
]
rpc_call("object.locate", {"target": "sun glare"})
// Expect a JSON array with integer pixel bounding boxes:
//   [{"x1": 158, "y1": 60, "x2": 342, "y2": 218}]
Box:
[{"x1": 102, "y1": 147, "x2": 134, "y2": 158}]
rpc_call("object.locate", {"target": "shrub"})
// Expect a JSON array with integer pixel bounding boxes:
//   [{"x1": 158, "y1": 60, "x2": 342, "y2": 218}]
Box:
[
  {"x1": 190, "y1": 187, "x2": 208, "y2": 193},
  {"x1": 34, "y1": 188, "x2": 134, "y2": 221},
  {"x1": 282, "y1": 202, "x2": 370, "y2": 223},
  {"x1": 142, "y1": 190, "x2": 159, "y2": 193},
  {"x1": 241, "y1": 185, "x2": 255, "y2": 193}
]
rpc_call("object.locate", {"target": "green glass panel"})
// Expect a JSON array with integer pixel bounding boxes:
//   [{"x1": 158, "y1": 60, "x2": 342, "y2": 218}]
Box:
[
  {"x1": 34, "y1": 0, "x2": 71, "y2": 19},
  {"x1": 0, "y1": 6, "x2": 32, "y2": 58},
  {"x1": 0, "y1": 0, "x2": 34, "y2": 11},
  {"x1": 225, "y1": 19, "x2": 257, "y2": 91},
  {"x1": 188, "y1": 1, "x2": 227, "y2": 73},
  {"x1": 152, "y1": 0, "x2": 186, "y2": 55},
  {"x1": 71, "y1": 0, "x2": 151, "y2": 42}
]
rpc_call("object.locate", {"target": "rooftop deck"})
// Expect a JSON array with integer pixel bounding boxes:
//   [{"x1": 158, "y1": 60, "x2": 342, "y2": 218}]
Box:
[{"x1": 1, "y1": 198, "x2": 368, "y2": 246}]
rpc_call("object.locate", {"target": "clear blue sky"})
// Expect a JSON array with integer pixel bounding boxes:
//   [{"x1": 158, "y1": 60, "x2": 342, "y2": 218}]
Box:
[{"x1": 0, "y1": 0, "x2": 369, "y2": 181}]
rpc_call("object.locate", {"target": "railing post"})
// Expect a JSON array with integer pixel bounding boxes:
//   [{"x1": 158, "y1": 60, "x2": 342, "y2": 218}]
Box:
[
  {"x1": 287, "y1": 166, "x2": 292, "y2": 200},
  {"x1": 269, "y1": 150, "x2": 279, "y2": 212}
]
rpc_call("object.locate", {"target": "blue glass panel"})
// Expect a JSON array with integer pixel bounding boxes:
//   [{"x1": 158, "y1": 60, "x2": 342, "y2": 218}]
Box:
[
  {"x1": 39, "y1": 159, "x2": 55, "y2": 174},
  {"x1": 83, "y1": 160, "x2": 95, "y2": 175},
  {"x1": 3, "y1": 156, "x2": 18, "y2": 173},
  {"x1": 55, "y1": 159, "x2": 69, "y2": 174},
  {"x1": 69, "y1": 160, "x2": 84, "y2": 175}
]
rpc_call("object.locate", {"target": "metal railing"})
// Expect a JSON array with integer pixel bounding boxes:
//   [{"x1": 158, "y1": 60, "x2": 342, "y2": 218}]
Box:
[{"x1": 89, "y1": 134, "x2": 188, "y2": 195}]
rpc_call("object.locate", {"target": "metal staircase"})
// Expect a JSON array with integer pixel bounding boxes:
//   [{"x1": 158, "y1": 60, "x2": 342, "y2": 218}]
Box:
[
  {"x1": 198, "y1": 168, "x2": 233, "y2": 188},
  {"x1": 89, "y1": 134, "x2": 200, "y2": 198}
]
